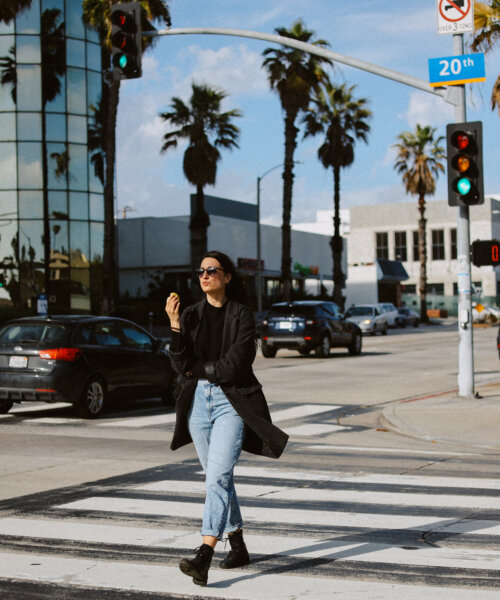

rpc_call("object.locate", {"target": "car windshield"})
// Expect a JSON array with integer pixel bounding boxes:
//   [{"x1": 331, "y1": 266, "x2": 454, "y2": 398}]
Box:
[
  {"x1": 346, "y1": 307, "x2": 372, "y2": 317},
  {"x1": 268, "y1": 305, "x2": 316, "y2": 318},
  {"x1": 0, "y1": 323, "x2": 66, "y2": 344}
]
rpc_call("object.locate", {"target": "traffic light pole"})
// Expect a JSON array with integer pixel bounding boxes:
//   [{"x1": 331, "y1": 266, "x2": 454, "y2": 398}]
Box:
[{"x1": 454, "y1": 33, "x2": 474, "y2": 399}]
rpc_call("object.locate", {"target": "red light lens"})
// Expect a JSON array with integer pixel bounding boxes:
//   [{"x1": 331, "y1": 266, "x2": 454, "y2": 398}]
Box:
[
  {"x1": 457, "y1": 133, "x2": 470, "y2": 150},
  {"x1": 38, "y1": 348, "x2": 82, "y2": 362}
]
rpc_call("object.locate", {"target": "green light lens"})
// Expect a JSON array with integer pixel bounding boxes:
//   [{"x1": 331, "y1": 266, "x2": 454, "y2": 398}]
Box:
[
  {"x1": 457, "y1": 177, "x2": 471, "y2": 195},
  {"x1": 118, "y1": 54, "x2": 128, "y2": 69}
]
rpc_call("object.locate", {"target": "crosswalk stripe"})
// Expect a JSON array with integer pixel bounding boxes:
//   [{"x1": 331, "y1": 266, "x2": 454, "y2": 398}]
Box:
[
  {"x1": 1, "y1": 517, "x2": 500, "y2": 571},
  {"x1": 2, "y1": 552, "x2": 499, "y2": 600},
  {"x1": 232, "y1": 466, "x2": 500, "y2": 490},
  {"x1": 97, "y1": 412, "x2": 177, "y2": 428},
  {"x1": 135, "y1": 479, "x2": 500, "y2": 509},
  {"x1": 286, "y1": 423, "x2": 349, "y2": 435},
  {"x1": 54, "y1": 496, "x2": 482, "y2": 531},
  {"x1": 270, "y1": 404, "x2": 339, "y2": 422},
  {"x1": 304, "y1": 444, "x2": 480, "y2": 456}
]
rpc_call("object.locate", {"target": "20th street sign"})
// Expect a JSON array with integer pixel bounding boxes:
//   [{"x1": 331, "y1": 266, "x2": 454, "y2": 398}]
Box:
[{"x1": 428, "y1": 53, "x2": 485, "y2": 86}]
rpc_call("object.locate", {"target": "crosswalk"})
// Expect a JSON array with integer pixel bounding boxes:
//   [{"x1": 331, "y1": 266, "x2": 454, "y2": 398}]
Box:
[{"x1": 1, "y1": 455, "x2": 500, "y2": 598}]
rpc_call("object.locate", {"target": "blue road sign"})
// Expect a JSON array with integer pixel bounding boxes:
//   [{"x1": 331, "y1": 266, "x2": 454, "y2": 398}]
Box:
[{"x1": 428, "y1": 53, "x2": 485, "y2": 87}]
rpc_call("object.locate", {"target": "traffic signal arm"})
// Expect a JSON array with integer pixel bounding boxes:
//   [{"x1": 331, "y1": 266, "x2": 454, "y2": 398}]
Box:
[{"x1": 446, "y1": 121, "x2": 484, "y2": 207}]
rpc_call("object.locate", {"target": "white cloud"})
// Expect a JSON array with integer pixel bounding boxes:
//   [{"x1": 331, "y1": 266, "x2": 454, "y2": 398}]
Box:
[{"x1": 401, "y1": 91, "x2": 455, "y2": 128}]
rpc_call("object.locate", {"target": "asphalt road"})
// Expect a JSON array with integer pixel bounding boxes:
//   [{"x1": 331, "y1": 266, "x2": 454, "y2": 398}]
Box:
[{"x1": 0, "y1": 320, "x2": 499, "y2": 598}]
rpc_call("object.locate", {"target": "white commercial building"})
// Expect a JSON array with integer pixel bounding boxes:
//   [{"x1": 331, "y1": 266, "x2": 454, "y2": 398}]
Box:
[{"x1": 344, "y1": 196, "x2": 500, "y2": 314}]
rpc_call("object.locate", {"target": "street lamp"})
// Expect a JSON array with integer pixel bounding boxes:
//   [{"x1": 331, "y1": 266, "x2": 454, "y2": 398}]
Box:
[{"x1": 256, "y1": 162, "x2": 302, "y2": 312}]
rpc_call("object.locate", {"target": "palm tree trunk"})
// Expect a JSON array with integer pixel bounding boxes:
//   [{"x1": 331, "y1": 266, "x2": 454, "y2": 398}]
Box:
[
  {"x1": 281, "y1": 111, "x2": 298, "y2": 303},
  {"x1": 331, "y1": 164, "x2": 344, "y2": 309},
  {"x1": 418, "y1": 195, "x2": 429, "y2": 324},
  {"x1": 190, "y1": 184, "x2": 210, "y2": 270},
  {"x1": 101, "y1": 78, "x2": 120, "y2": 315}
]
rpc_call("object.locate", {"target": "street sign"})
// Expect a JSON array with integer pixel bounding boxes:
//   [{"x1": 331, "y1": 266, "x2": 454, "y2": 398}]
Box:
[
  {"x1": 437, "y1": 0, "x2": 474, "y2": 35},
  {"x1": 37, "y1": 293, "x2": 48, "y2": 316},
  {"x1": 429, "y1": 53, "x2": 485, "y2": 86}
]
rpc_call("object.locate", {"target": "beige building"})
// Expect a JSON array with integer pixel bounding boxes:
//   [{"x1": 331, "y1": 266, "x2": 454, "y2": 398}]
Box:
[{"x1": 345, "y1": 196, "x2": 500, "y2": 313}]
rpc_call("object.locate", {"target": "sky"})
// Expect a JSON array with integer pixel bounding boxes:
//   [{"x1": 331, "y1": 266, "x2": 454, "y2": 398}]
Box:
[{"x1": 115, "y1": 0, "x2": 500, "y2": 227}]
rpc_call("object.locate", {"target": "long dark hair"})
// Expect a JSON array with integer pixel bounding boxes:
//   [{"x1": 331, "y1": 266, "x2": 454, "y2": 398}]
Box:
[{"x1": 202, "y1": 251, "x2": 249, "y2": 306}]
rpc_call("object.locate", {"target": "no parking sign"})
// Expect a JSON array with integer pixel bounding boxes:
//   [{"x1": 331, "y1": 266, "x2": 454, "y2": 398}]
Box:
[{"x1": 437, "y1": 0, "x2": 474, "y2": 35}]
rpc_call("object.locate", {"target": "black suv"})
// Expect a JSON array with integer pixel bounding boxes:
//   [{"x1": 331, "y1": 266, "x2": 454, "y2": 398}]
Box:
[{"x1": 260, "y1": 301, "x2": 362, "y2": 358}]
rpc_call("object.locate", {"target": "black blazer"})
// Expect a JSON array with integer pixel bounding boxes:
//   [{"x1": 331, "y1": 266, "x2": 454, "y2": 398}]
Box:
[{"x1": 169, "y1": 299, "x2": 288, "y2": 458}]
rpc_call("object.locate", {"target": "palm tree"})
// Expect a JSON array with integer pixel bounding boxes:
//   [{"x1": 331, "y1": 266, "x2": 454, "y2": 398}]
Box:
[
  {"x1": 262, "y1": 21, "x2": 332, "y2": 302},
  {"x1": 303, "y1": 82, "x2": 371, "y2": 309},
  {"x1": 471, "y1": 1, "x2": 500, "y2": 115},
  {"x1": 393, "y1": 125, "x2": 446, "y2": 324},
  {"x1": 159, "y1": 83, "x2": 242, "y2": 269},
  {"x1": 82, "y1": 0, "x2": 171, "y2": 315},
  {"x1": 0, "y1": 0, "x2": 33, "y2": 24}
]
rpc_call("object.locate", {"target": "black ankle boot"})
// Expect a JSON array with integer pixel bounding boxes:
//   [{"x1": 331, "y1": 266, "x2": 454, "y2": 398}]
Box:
[
  {"x1": 219, "y1": 529, "x2": 250, "y2": 569},
  {"x1": 179, "y1": 543, "x2": 214, "y2": 586}
]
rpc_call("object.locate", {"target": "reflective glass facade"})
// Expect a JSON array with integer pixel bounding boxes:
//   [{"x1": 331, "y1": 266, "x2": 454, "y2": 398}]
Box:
[{"x1": 0, "y1": 1, "x2": 104, "y2": 314}]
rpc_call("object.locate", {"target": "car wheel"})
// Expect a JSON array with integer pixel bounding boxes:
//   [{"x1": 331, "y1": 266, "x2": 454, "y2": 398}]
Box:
[
  {"x1": 348, "y1": 333, "x2": 362, "y2": 356},
  {"x1": 315, "y1": 334, "x2": 330, "y2": 358},
  {"x1": 261, "y1": 343, "x2": 277, "y2": 358},
  {"x1": 298, "y1": 348, "x2": 311, "y2": 355},
  {"x1": 0, "y1": 400, "x2": 13, "y2": 414},
  {"x1": 381, "y1": 324, "x2": 388, "y2": 336},
  {"x1": 76, "y1": 377, "x2": 106, "y2": 419}
]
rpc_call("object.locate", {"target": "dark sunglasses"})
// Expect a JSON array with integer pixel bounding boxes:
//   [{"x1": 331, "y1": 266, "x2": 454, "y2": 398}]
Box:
[{"x1": 195, "y1": 267, "x2": 225, "y2": 278}]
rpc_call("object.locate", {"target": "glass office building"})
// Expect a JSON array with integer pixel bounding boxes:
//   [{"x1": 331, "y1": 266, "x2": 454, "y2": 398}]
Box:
[{"x1": 0, "y1": 0, "x2": 104, "y2": 314}]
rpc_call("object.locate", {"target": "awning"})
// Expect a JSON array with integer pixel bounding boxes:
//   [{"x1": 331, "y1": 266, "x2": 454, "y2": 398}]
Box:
[{"x1": 376, "y1": 258, "x2": 409, "y2": 283}]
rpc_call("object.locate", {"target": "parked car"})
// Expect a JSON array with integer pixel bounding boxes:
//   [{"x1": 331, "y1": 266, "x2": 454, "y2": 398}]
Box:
[
  {"x1": 345, "y1": 304, "x2": 388, "y2": 336},
  {"x1": 260, "y1": 301, "x2": 362, "y2": 358},
  {"x1": 0, "y1": 315, "x2": 177, "y2": 418},
  {"x1": 396, "y1": 307, "x2": 419, "y2": 328},
  {"x1": 377, "y1": 303, "x2": 399, "y2": 328}
]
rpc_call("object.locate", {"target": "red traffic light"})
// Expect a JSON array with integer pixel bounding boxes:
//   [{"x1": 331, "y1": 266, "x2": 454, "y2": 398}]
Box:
[{"x1": 456, "y1": 132, "x2": 470, "y2": 150}]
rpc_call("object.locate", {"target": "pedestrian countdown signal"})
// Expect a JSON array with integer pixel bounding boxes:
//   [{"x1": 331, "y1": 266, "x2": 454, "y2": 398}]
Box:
[{"x1": 471, "y1": 240, "x2": 500, "y2": 267}]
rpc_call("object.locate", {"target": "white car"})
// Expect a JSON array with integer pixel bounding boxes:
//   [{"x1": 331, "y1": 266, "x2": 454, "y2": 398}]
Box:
[
  {"x1": 377, "y1": 303, "x2": 399, "y2": 328},
  {"x1": 345, "y1": 305, "x2": 388, "y2": 336}
]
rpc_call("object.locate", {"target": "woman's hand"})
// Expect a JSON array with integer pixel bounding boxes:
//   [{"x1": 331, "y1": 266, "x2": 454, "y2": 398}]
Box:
[{"x1": 165, "y1": 293, "x2": 181, "y2": 330}]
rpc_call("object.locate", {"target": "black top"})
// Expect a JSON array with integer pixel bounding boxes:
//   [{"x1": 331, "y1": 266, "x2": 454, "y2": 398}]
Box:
[{"x1": 170, "y1": 300, "x2": 227, "y2": 378}]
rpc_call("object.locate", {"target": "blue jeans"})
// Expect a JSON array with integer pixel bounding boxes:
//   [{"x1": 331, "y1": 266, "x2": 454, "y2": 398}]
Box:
[{"x1": 188, "y1": 380, "x2": 245, "y2": 539}]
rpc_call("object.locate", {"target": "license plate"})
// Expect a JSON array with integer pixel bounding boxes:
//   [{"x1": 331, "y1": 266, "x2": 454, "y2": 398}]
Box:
[
  {"x1": 278, "y1": 321, "x2": 292, "y2": 330},
  {"x1": 9, "y1": 355, "x2": 28, "y2": 368}
]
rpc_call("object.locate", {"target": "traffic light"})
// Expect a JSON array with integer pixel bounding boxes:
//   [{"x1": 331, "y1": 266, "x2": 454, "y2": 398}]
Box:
[
  {"x1": 446, "y1": 121, "x2": 483, "y2": 206},
  {"x1": 471, "y1": 240, "x2": 500, "y2": 267},
  {"x1": 110, "y1": 2, "x2": 142, "y2": 81}
]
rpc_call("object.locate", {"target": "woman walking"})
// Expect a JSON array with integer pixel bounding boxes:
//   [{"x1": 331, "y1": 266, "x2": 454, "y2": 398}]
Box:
[{"x1": 165, "y1": 250, "x2": 288, "y2": 586}]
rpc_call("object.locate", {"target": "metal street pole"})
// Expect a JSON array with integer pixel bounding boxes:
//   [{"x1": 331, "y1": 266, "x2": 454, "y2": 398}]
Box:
[
  {"x1": 256, "y1": 163, "x2": 283, "y2": 313},
  {"x1": 454, "y1": 33, "x2": 474, "y2": 399}
]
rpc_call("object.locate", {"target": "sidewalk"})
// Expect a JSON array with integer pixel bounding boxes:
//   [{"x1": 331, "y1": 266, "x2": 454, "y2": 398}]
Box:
[{"x1": 382, "y1": 380, "x2": 500, "y2": 451}]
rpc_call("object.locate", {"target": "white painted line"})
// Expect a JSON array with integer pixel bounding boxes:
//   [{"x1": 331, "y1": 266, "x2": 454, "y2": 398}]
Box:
[
  {"x1": 28, "y1": 417, "x2": 80, "y2": 424},
  {"x1": 1, "y1": 517, "x2": 500, "y2": 571},
  {"x1": 3, "y1": 552, "x2": 500, "y2": 600},
  {"x1": 233, "y1": 466, "x2": 500, "y2": 492},
  {"x1": 136, "y1": 479, "x2": 500, "y2": 510},
  {"x1": 97, "y1": 413, "x2": 177, "y2": 428},
  {"x1": 304, "y1": 444, "x2": 479, "y2": 456},
  {"x1": 54, "y1": 496, "x2": 469, "y2": 531},
  {"x1": 10, "y1": 402, "x2": 71, "y2": 413},
  {"x1": 270, "y1": 404, "x2": 339, "y2": 423},
  {"x1": 287, "y1": 423, "x2": 349, "y2": 436}
]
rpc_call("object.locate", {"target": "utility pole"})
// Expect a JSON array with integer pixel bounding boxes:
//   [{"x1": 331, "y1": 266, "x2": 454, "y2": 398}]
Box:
[{"x1": 453, "y1": 32, "x2": 474, "y2": 399}]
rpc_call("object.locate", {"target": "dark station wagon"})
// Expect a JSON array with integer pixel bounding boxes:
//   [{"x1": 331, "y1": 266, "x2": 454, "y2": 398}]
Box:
[
  {"x1": 260, "y1": 301, "x2": 362, "y2": 358},
  {"x1": 0, "y1": 315, "x2": 177, "y2": 418}
]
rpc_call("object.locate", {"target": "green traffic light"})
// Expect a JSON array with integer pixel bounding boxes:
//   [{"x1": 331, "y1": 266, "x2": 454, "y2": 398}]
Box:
[
  {"x1": 118, "y1": 54, "x2": 128, "y2": 69},
  {"x1": 456, "y1": 177, "x2": 471, "y2": 196}
]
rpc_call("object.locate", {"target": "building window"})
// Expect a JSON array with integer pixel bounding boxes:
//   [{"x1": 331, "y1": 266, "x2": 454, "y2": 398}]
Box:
[
  {"x1": 429, "y1": 283, "x2": 444, "y2": 295},
  {"x1": 413, "y1": 231, "x2": 419, "y2": 261},
  {"x1": 402, "y1": 284, "x2": 416, "y2": 294},
  {"x1": 376, "y1": 232, "x2": 389, "y2": 259},
  {"x1": 394, "y1": 231, "x2": 407, "y2": 262},
  {"x1": 450, "y1": 228, "x2": 457, "y2": 260},
  {"x1": 431, "y1": 229, "x2": 445, "y2": 260}
]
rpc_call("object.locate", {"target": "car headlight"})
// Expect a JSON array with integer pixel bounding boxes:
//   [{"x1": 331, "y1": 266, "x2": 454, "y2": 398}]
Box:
[{"x1": 362, "y1": 319, "x2": 371, "y2": 325}]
